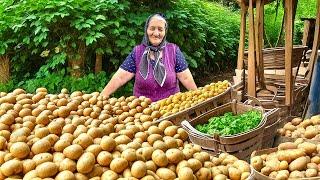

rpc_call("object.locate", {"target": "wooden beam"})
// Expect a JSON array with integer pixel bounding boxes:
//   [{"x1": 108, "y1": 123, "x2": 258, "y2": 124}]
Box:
[
  {"x1": 237, "y1": 2, "x2": 248, "y2": 70},
  {"x1": 255, "y1": 0, "x2": 265, "y2": 89},
  {"x1": 302, "y1": 20, "x2": 312, "y2": 47},
  {"x1": 307, "y1": 0, "x2": 320, "y2": 82},
  {"x1": 284, "y1": 0, "x2": 294, "y2": 107},
  {"x1": 248, "y1": 0, "x2": 257, "y2": 97}
]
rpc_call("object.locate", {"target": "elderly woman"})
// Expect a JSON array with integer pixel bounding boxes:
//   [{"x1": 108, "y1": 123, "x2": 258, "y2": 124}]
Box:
[{"x1": 102, "y1": 13, "x2": 197, "y2": 102}]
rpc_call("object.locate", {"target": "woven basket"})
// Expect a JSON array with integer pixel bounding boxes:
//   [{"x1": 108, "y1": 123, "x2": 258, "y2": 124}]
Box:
[
  {"x1": 154, "y1": 85, "x2": 233, "y2": 126},
  {"x1": 181, "y1": 101, "x2": 267, "y2": 160},
  {"x1": 251, "y1": 148, "x2": 320, "y2": 180}
]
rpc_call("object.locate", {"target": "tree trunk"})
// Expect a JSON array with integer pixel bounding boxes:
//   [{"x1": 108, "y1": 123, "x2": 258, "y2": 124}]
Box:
[
  {"x1": 0, "y1": 55, "x2": 10, "y2": 83},
  {"x1": 95, "y1": 53, "x2": 103, "y2": 73},
  {"x1": 68, "y1": 42, "x2": 86, "y2": 77}
]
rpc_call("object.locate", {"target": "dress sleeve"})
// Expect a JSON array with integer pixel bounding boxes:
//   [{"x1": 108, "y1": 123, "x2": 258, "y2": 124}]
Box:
[
  {"x1": 120, "y1": 50, "x2": 136, "y2": 73},
  {"x1": 175, "y1": 46, "x2": 189, "y2": 73}
]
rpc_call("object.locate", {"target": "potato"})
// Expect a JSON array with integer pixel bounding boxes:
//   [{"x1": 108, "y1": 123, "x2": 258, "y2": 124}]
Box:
[
  {"x1": 87, "y1": 164, "x2": 104, "y2": 178},
  {"x1": 156, "y1": 168, "x2": 176, "y2": 180},
  {"x1": 76, "y1": 152, "x2": 95, "y2": 173},
  {"x1": 152, "y1": 149, "x2": 168, "y2": 167},
  {"x1": 147, "y1": 126, "x2": 162, "y2": 135},
  {"x1": 277, "y1": 149, "x2": 305, "y2": 162},
  {"x1": 251, "y1": 156, "x2": 263, "y2": 171},
  {"x1": 9, "y1": 142, "x2": 30, "y2": 159},
  {"x1": 145, "y1": 160, "x2": 157, "y2": 172},
  {"x1": 213, "y1": 174, "x2": 227, "y2": 180},
  {"x1": 164, "y1": 137, "x2": 178, "y2": 149},
  {"x1": 97, "y1": 151, "x2": 113, "y2": 166},
  {"x1": 101, "y1": 170, "x2": 119, "y2": 180},
  {"x1": 53, "y1": 152, "x2": 65, "y2": 164},
  {"x1": 152, "y1": 140, "x2": 167, "y2": 152},
  {"x1": 54, "y1": 139, "x2": 71, "y2": 152},
  {"x1": 166, "y1": 148, "x2": 184, "y2": 164},
  {"x1": 289, "y1": 170, "x2": 305, "y2": 178},
  {"x1": 311, "y1": 156, "x2": 320, "y2": 164},
  {"x1": 55, "y1": 170, "x2": 75, "y2": 180},
  {"x1": 0, "y1": 114, "x2": 15, "y2": 126},
  {"x1": 73, "y1": 133, "x2": 93, "y2": 149},
  {"x1": 304, "y1": 128, "x2": 318, "y2": 139},
  {"x1": 31, "y1": 139, "x2": 51, "y2": 154},
  {"x1": 298, "y1": 142, "x2": 317, "y2": 155},
  {"x1": 291, "y1": 117, "x2": 303, "y2": 126},
  {"x1": 115, "y1": 135, "x2": 132, "y2": 145},
  {"x1": 289, "y1": 156, "x2": 308, "y2": 171},
  {"x1": 22, "y1": 169, "x2": 37, "y2": 180},
  {"x1": 283, "y1": 123, "x2": 296, "y2": 131},
  {"x1": 278, "y1": 142, "x2": 297, "y2": 150},
  {"x1": 131, "y1": 161, "x2": 147, "y2": 178},
  {"x1": 58, "y1": 159, "x2": 76, "y2": 174},
  {"x1": 164, "y1": 126, "x2": 178, "y2": 137},
  {"x1": 85, "y1": 144, "x2": 102, "y2": 157},
  {"x1": 36, "y1": 162, "x2": 58, "y2": 178},
  {"x1": 228, "y1": 166, "x2": 241, "y2": 180},
  {"x1": 158, "y1": 121, "x2": 173, "y2": 131},
  {"x1": 196, "y1": 167, "x2": 212, "y2": 180},
  {"x1": 147, "y1": 134, "x2": 163, "y2": 145},
  {"x1": 63, "y1": 144, "x2": 84, "y2": 160},
  {"x1": 100, "y1": 136, "x2": 116, "y2": 152},
  {"x1": 0, "y1": 159, "x2": 23, "y2": 176},
  {"x1": 260, "y1": 166, "x2": 272, "y2": 176},
  {"x1": 265, "y1": 159, "x2": 281, "y2": 171},
  {"x1": 121, "y1": 148, "x2": 137, "y2": 162},
  {"x1": 178, "y1": 167, "x2": 193, "y2": 180},
  {"x1": 188, "y1": 158, "x2": 202, "y2": 172},
  {"x1": 32, "y1": 153, "x2": 53, "y2": 166},
  {"x1": 306, "y1": 168, "x2": 318, "y2": 177},
  {"x1": 110, "y1": 158, "x2": 128, "y2": 173}
]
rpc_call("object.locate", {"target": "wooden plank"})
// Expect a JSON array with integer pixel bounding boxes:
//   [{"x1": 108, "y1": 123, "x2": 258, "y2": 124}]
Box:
[
  {"x1": 237, "y1": 2, "x2": 248, "y2": 70},
  {"x1": 248, "y1": 0, "x2": 257, "y2": 97},
  {"x1": 284, "y1": 0, "x2": 294, "y2": 107},
  {"x1": 307, "y1": 0, "x2": 320, "y2": 82},
  {"x1": 255, "y1": 0, "x2": 265, "y2": 89}
]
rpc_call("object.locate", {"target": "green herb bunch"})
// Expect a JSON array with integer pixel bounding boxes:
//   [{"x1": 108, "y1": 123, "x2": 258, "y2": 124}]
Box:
[{"x1": 195, "y1": 110, "x2": 262, "y2": 136}]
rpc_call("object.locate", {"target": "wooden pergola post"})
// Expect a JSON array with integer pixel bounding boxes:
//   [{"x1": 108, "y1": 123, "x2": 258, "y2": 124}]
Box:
[
  {"x1": 237, "y1": 1, "x2": 248, "y2": 70},
  {"x1": 247, "y1": 0, "x2": 257, "y2": 97},
  {"x1": 284, "y1": 0, "x2": 295, "y2": 107},
  {"x1": 302, "y1": 18, "x2": 316, "y2": 48},
  {"x1": 255, "y1": 0, "x2": 265, "y2": 89}
]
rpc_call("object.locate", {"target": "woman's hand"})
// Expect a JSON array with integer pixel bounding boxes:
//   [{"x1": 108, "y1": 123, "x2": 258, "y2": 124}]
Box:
[
  {"x1": 101, "y1": 68, "x2": 135, "y2": 98},
  {"x1": 177, "y1": 68, "x2": 197, "y2": 90}
]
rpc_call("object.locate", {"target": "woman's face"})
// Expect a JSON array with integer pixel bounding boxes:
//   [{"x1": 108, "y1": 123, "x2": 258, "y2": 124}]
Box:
[{"x1": 147, "y1": 16, "x2": 166, "y2": 46}]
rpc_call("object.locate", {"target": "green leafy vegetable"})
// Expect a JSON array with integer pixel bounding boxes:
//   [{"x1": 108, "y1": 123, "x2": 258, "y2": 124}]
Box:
[{"x1": 195, "y1": 110, "x2": 262, "y2": 136}]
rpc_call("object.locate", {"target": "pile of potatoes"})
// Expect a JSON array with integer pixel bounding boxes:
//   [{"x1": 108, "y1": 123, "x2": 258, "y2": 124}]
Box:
[
  {"x1": 251, "y1": 139, "x2": 320, "y2": 179},
  {"x1": 0, "y1": 87, "x2": 250, "y2": 179},
  {"x1": 152, "y1": 80, "x2": 230, "y2": 117},
  {"x1": 278, "y1": 114, "x2": 320, "y2": 141}
]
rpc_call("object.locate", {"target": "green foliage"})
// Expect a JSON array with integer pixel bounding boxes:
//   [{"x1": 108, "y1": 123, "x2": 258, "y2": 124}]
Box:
[
  {"x1": 195, "y1": 110, "x2": 262, "y2": 136},
  {"x1": 264, "y1": 0, "x2": 317, "y2": 47},
  {"x1": 0, "y1": 71, "x2": 132, "y2": 96},
  {"x1": 0, "y1": 0, "x2": 240, "y2": 94}
]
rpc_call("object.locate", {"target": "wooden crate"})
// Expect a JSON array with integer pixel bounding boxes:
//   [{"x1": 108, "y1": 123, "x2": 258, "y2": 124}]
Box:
[
  {"x1": 154, "y1": 85, "x2": 233, "y2": 126},
  {"x1": 181, "y1": 101, "x2": 266, "y2": 160},
  {"x1": 251, "y1": 148, "x2": 320, "y2": 180}
]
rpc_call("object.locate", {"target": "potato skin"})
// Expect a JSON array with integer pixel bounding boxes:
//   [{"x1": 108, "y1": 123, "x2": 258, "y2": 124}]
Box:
[
  {"x1": 35, "y1": 162, "x2": 58, "y2": 178},
  {"x1": 76, "y1": 152, "x2": 95, "y2": 173}
]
